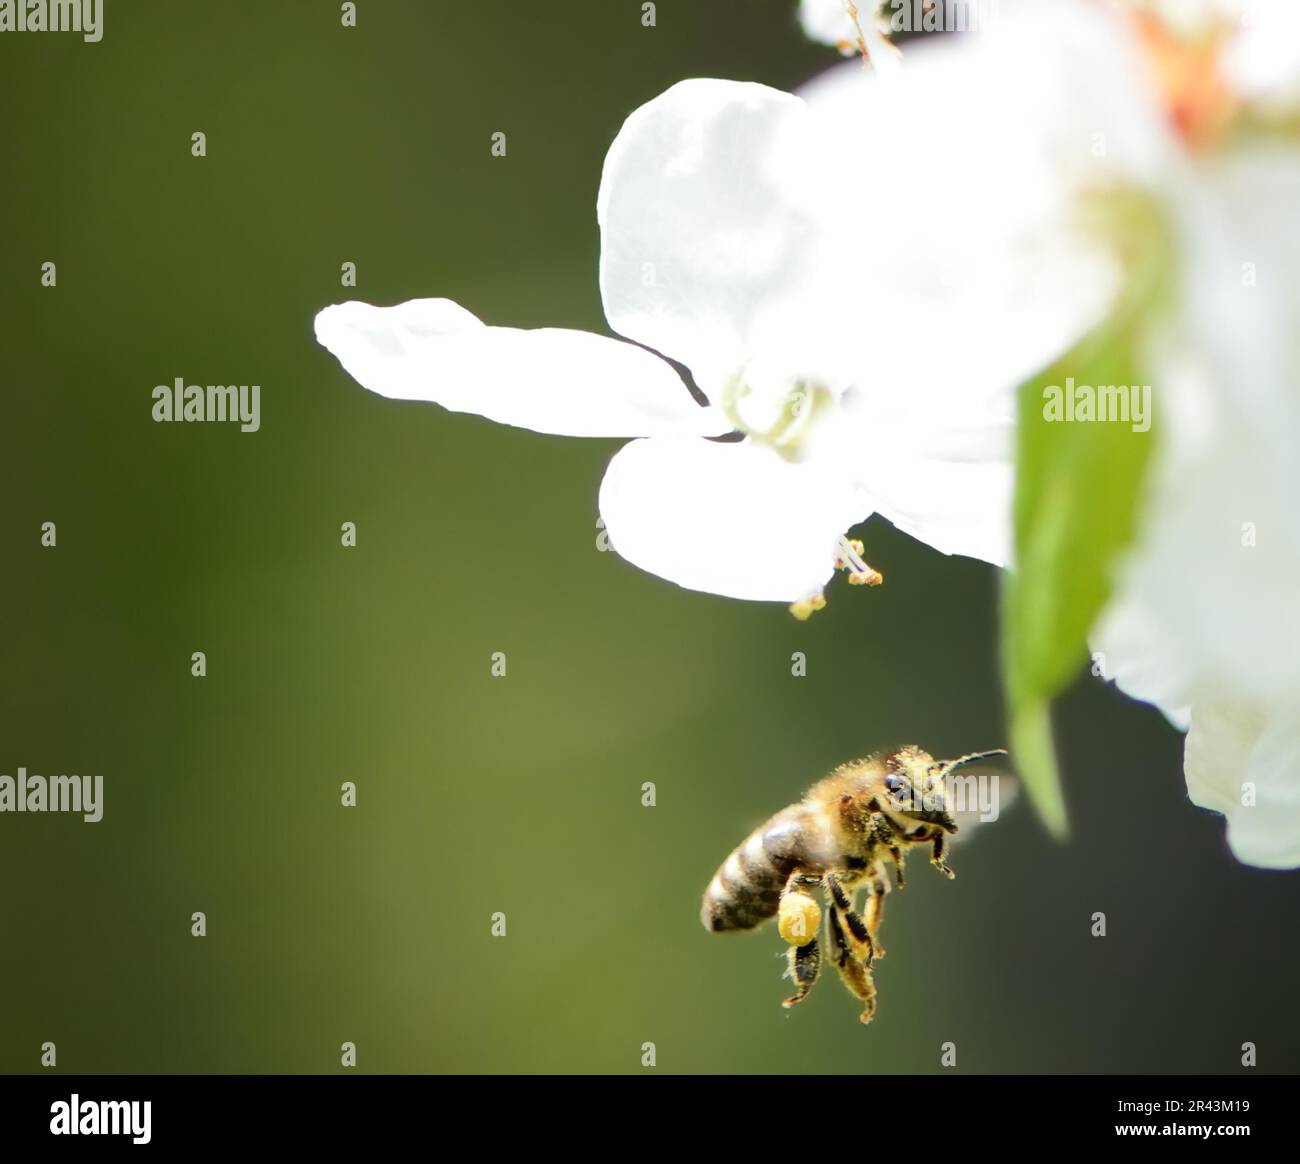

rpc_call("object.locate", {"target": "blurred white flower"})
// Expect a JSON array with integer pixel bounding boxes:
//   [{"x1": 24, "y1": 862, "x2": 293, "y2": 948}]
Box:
[
  {"x1": 802, "y1": 0, "x2": 1300, "y2": 864},
  {"x1": 971, "y1": 0, "x2": 1300, "y2": 866},
  {"x1": 1093, "y1": 149, "x2": 1300, "y2": 868},
  {"x1": 317, "y1": 65, "x2": 1107, "y2": 609}
]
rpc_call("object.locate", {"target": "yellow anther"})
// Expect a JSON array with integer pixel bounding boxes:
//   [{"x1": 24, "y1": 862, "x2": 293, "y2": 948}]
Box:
[
  {"x1": 789, "y1": 592, "x2": 827, "y2": 621},
  {"x1": 848, "y1": 566, "x2": 883, "y2": 587},
  {"x1": 834, "y1": 535, "x2": 883, "y2": 586},
  {"x1": 778, "y1": 892, "x2": 822, "y2": 947}
]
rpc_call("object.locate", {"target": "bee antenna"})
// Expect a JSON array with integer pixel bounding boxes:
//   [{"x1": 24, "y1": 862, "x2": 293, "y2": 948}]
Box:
[{"x1": 933, "y1": 749, "x2": 1008, "y2": 779}]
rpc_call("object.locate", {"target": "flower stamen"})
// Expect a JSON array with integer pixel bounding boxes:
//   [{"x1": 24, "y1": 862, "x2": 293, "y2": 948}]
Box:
[
  {"x1": 839, "y1": 1, "x2": 902, "y2": 71},
  {"x1": 787, "y1": 537, "x2": 882, "y2": 620},
  {"x1": 835, "y1": 535, "x2": 884, "y2": 586}
]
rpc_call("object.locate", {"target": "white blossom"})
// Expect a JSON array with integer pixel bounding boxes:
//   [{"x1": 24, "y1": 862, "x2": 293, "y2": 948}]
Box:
[{"x1": 317, "y1": 61, "x2": 1104, "y2": 609}]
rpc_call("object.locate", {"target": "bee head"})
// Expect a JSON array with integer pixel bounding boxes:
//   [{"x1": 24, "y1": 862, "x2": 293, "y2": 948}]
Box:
[
  {"x1": 878, "y1": 746, "x2": 1008, "y2": 837},
  {"x1": 878, "y1": 748, "x2": 957, "y2": 835}
]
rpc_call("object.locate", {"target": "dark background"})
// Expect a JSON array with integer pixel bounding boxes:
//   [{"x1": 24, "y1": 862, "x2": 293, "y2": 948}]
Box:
[{"x1": 0, "y1": 0, "x2": 1294, "y2": 1074}]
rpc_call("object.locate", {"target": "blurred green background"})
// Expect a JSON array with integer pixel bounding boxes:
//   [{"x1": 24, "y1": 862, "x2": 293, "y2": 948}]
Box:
[{"x1": 1, "y1": 0, "x2": 1297, "y2": 1075}]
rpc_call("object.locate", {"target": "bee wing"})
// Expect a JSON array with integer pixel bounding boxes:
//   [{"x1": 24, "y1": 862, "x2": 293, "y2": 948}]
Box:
[{"x1": 945, "y1": 766, "x2": 1017, "y2": 846}]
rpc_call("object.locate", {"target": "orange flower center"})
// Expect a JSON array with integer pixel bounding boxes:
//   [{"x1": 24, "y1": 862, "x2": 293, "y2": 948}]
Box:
[{"x1": 1132, "y1": 10, "x2": 1239, "y2": 148}]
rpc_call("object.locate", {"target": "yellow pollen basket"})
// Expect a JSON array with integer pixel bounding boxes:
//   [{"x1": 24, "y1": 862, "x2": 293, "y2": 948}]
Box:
[{"x1": 778, "y1": 892, "x2": 822, "y2": 947}]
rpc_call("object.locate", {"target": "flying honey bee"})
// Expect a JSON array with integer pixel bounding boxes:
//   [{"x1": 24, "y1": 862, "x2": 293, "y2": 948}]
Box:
[{"x1": 700, "y1": 746, "x2": 1007, "y2": 1024}]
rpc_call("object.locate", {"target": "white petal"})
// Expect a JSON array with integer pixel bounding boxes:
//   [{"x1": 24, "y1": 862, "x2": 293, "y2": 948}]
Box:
[
  {"x1": 314, "y1": 298, "x2": 730, "y2": 438},
  {"x1": 1093, "y1": 151, "x2": 1300, "y2": 723},
  {"x1": 1185, "y1": 702, "x2": 1300, "y2": 869},
  {"x1": 1126, "y1": 476, "x2": 1300, "y2": 706},
  {"x1": 862, "y1": 452, "x2": 1012, "y2": 568},
  {"x1": 597, "y1": 80, "x2": 826, "y2": 395},
  {"x1": 1173, "y1": 150, "x2": 1300, "y2": 452},
  {"x1": 1227, "y1": 1, "x2": 1300, "y2": 106},
  {"x1": 1107, "y1": 377, "x2": 1300, "y2": 705},
  {"x1": 805, "y1": 387, "x2": 1015, "y2": 566},
  {"x1": 598, "y1": 437, "x2": 870, "y2": 602},
  {"x1": 795, "y1": 2, "x2": 1171, "y2": 409},
  {"x1": 1090, "y1": 590, "x2": 1193, "y2": 730}
]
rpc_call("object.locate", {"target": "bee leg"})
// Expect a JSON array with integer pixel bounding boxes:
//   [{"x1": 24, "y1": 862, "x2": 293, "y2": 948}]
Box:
[
  {"x1": 825, "y1": 873, "x2": 875, "y2": 965},
  {"x1": 931, "y1": 832, "x2": 956, "y2": 879},
  {"x1": 868, "y1": 814, "x2": 905, "y2": 890},
  {"x1": 783, "y1": 872, "x2": 823, "y2": 894},
  {"x1": 890, "y1": 844, "x2": 907, "y2": 889},
  {"x1": 863, "y1": 871, "x2": 891, "y2": 958},
  {"x1": 828, "y1": 906, "x2": 878, "y2": 1025},
  {"x1": 782, "y1": 938, "x2": 821, "y2": 1009}
]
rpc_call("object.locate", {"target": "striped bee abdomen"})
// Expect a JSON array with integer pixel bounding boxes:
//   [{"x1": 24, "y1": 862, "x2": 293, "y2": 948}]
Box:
[{"x1": 700, "y1": 807, "x2": 813, "y2": 932}]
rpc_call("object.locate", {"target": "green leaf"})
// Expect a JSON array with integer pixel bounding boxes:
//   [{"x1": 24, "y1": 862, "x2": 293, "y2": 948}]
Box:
[
  {"x1": 1002, "y1": 192, "x2": 1175, "y2": 838},
  {"x1": 1009, "y1": 701, "x2": 1065, "y2": 839}
]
